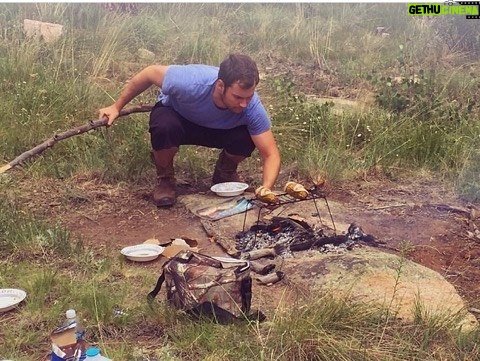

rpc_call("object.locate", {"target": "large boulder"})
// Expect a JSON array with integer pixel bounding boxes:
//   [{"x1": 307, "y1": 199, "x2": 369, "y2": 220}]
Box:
[
  {"x1": 283, "y1": 248, "x2": 478, "y2": 330},
  {"x1": 179, "y1": 193, "x2": 478, "y2": 330}
]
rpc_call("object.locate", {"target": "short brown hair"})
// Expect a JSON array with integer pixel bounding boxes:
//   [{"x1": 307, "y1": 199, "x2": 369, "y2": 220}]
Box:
[{"x1": 218, "y1": 54, "x2": 260, "y2": 89}]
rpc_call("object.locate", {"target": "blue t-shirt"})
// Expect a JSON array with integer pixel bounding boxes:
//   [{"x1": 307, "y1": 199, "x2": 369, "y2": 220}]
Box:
[{"x1": 157, "y1": 64, "x2": 271, "y2": 136}]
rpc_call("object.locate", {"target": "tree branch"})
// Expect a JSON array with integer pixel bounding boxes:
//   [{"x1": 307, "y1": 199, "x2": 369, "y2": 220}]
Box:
[{"x1": 0, "y1": 104, "x2": 153, "y2": 174}]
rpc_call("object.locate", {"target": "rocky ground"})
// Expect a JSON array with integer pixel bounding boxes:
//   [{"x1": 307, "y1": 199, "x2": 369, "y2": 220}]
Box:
[{"x1": 12, "y1": 172, "x2": 480, "y2": 317}]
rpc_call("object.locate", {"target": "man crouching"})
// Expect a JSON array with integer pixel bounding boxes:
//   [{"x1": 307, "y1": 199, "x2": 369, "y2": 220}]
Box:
[{"x1": 98, "y1": 54, "x2": 280, "y2": 207}]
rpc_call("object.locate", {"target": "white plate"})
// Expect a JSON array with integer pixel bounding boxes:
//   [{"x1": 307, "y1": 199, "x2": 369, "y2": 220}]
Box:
[
  {"x1": 121, "y1": 244, "x2": 165, "y2": 262},
  {"x1": 210, "y1": 182, "x2": 249, "y2": 197},
  {"x1": 0, "y1": 288, "x2": 27, "y2": 313}
]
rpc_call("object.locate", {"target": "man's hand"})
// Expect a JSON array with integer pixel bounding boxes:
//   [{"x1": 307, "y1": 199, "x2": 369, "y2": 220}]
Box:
[
  {"x1": 255, "y1": 186, "x2": 277, "y2": 204},
  {"x1": 98, "y1": 105, "x2": 121, "y2": 126}
]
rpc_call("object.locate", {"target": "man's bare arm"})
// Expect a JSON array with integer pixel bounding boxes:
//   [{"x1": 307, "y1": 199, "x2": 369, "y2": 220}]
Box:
[
  {"x1": 251, "y1": 129, "x2": 281, "y2": 190},
  {"x1": 98, "y1": 65, "x2": 168, "y2": 125}
]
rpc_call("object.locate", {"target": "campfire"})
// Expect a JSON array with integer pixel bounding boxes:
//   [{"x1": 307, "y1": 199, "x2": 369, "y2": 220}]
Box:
[
  {"x1": 235, "y1": 216, "x2": 379, "y2": 259},
  {"x1": 201, "y1": 185, "x2": 385, "y2": 284},
  {"x1": 230, "y1": 183, "x2": 383, "y2": 260},
  {"x1": 202, "y1": 183, "x2": 384, "y2": 268}
]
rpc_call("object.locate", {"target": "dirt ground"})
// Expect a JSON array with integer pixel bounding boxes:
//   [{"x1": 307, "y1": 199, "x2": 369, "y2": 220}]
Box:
[{"x1": 16, "y1": 172, "x2": 480, "y2": 316}]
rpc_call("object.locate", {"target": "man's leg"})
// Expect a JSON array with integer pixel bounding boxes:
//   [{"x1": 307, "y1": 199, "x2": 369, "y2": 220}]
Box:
[
  {"x1": 149, "y1": 104, "x2": 256, "y2": 206},
  {"x1": 150, "y1": 147, "x2": 177, "y2": 207},
  {"x1": 149, "y1": 104, "x2": 184, "y2": 207},
  {"x1": 181, "y1": 122, "x2": 255, "y2": 185},
  {"x1": 211, "y1": 150, "x2": 245, "y2": 184}
]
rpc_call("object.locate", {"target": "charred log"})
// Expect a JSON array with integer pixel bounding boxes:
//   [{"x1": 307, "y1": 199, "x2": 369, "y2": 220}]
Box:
[{"x1": 236, "y1": 216, "x2": 382, "y2": 257}]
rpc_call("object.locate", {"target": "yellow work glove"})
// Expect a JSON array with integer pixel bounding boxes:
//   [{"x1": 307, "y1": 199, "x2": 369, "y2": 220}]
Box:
[
  {"x1": 255, "y1": 186, "x2": 277, "y2": 204},
  {"x1": 284, "y1": 181, "x2": 309, "y2": 200}
]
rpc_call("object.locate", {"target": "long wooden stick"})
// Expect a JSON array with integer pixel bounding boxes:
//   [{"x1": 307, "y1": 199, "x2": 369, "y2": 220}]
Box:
[{"x1": 0, "y1": 104, "x2": 153, "y2": 174}]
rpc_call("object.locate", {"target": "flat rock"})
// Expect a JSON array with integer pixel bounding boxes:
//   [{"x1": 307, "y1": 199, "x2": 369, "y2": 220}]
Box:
[
  {"x1": 179, "y1": 193, "x2": 478, "y2": 330},
  {"x1": 284, "y1": 248, "x2": 478, "y2": 330}
]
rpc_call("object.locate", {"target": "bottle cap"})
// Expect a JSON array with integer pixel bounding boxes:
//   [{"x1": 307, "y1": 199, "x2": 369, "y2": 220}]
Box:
[
  {"x1": 66, "y1": 309, "x2": 76, "y2": 319},
  {"x1": 86, "y1": 347, "x2": 100, "y2": 357}
]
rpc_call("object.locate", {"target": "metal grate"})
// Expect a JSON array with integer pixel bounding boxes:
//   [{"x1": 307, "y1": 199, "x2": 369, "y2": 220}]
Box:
[{"x1": 241, "y1": 186, "x2": 336, "y2": 234}]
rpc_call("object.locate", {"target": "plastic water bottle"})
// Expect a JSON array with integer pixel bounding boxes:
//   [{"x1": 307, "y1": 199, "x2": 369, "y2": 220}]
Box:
[
  {"x1": 68, "y1": 309, "x2": 85, "y2": 341},
  {"x1": 61, "y1": 308, "x2": 77, "y2": 331},
  {"x1": 51, "y1": 309, "x2": 86, "y2": 361},
  {"x1": 65, "y1": 309, "x2": 86, "y2": 361},
  {"x1": 85, "y1": 347, "x2": 112, "y2": 360}
]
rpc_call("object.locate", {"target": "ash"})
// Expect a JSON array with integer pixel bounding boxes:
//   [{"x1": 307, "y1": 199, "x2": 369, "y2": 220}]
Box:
[
  {"x1": 235, "y1": 227, "x2": 298, "y2": 257},
  {"x1": 235, "y1": 217, "x2": 365, "y2": 257}
]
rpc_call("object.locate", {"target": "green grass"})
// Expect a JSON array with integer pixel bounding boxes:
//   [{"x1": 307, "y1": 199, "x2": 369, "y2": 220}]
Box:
[
  {"x1": 1, "y1": 196, "x2": 479, "y2": 360},
  {"x1": 1, "y1": 3, "x2": 480, "y2": 359},
  {"x1": 1, "y1": 3, "x2": 479, "y2": 190}
]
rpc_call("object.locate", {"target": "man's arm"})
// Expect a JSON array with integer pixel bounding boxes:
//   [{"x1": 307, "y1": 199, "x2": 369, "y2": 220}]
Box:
[
  {"x1": 251, "y1": 129, "x2": 281, "y2": 190},
  {"x1": 98, "y1": 65, "x2": 169, "y2": 125}
]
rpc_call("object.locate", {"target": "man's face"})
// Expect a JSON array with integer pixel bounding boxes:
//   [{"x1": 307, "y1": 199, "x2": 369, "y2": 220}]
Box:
[{"x1": 219, "y1": 81, "x2": 255, "y2": 114}]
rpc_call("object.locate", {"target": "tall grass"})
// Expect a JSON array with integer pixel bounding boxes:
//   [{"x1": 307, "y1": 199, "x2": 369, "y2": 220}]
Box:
[
  {"x1": 1, "y1": 5, "x2": 480, "y2": 358},
  {"x1": 1, "y1": 3, "x2": 478, "y2": 191}
]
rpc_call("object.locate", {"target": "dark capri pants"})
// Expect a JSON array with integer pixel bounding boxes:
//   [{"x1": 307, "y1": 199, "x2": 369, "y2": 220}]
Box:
[{"x1": 149, "y1": 102, "x2": 256, "y2": 157}]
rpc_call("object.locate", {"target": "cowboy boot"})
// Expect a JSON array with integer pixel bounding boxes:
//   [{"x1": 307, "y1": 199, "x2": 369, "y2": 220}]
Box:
[
  {"x1": 151, "y1": 148, "x2": 177, "y2": 207},
  {"x1": 212, "y1": 150, "x2": 246, "y2": 185}
]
